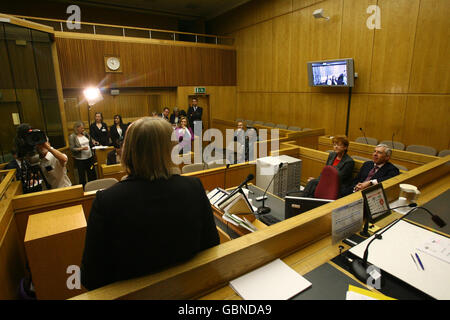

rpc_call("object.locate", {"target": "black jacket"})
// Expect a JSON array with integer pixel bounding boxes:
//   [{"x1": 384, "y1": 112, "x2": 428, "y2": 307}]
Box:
[
  {"x1": 109, "y1": 124, "x2": 128, "y2": 146},
  {"x1": 325, "y1": 152, "x2": 355, "y2": 192},
  {"x1": 342, "y1": 161, "x2": 400, "y2": 196},
  {"x1": 89, "y1": 122, "x2": 110, "y2": 146},
  {"x1": 81, "y1": 175, "x2": 219, "y2": 290},
  {"x1": 187, "y1": 106, "x2": 203, "y2": 123}
]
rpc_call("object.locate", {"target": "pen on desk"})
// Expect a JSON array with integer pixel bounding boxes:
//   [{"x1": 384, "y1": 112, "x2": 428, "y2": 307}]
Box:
[
  {"x1": 410, "y1": 253, "x2": 419, "y2": 270},
  {"x1": 415, "y1": 253, "x2": 425, "y2": 270}
]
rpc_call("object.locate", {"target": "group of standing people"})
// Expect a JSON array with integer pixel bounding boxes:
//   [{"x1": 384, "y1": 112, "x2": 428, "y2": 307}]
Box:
[
  {"x1": 69, "y1": 98, "x2": 204, "y2": 185},
  {"x1": 157, "y1": 98, "x2": 204, "y2": 154},
  {"x1": 69, "y1": 113, "x2": 128, "y2": 187}
]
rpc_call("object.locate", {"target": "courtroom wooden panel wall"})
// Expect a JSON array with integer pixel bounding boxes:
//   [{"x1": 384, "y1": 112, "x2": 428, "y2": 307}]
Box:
[
  {"x1": 207, "y1": 0, "x2": 450, "y2": 151},
  {"x1": 55, "y1": 37, "x2": 236, "y2": 89}
]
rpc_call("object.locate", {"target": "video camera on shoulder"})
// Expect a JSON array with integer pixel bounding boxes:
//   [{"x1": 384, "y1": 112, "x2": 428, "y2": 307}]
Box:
[{"x1": 15, "y1": 124, "x2": 47, "y2": 159}]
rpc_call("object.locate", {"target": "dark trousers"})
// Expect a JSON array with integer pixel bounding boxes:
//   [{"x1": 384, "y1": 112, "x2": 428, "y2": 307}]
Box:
[{"x1": 75, "y1": 157, "x2": 96, "y2": 186}]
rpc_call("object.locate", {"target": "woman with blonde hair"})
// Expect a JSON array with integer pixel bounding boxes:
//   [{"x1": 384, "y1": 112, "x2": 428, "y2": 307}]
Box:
[
  {"x1": 175, "y1": 116, "x2": 194, "y2": 154},
  {"x1": 69, "y1": 121, "x2": 97, "y2": 186},
  {"x1": 81, "y1": 117, "x2": 219, "y2": 290}
]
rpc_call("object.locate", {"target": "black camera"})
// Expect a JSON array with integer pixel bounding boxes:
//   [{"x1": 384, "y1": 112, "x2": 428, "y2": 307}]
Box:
[
  {"x1": 15, "y1": 124, "x2": 47, "y2": 159},
  {"x1": 24, "y1": 129, "x2": 47, "y2": 146}
]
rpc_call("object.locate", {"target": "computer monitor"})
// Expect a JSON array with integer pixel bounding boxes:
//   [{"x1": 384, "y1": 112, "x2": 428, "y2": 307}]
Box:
[
  {"x1": 361, "y1": 183, "x2": 390, "y2": 222},
  {"x1": 284, "y1": 196, "x2": 334, "y2": 219}
]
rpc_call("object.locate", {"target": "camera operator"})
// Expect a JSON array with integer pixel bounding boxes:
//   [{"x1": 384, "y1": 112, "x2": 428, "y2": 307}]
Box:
[
  {"x1": 14, "y1": 124, "x2": 49, "y2": 193},
  {"x1": 36, "y1": 140, "x2": 72, "y2": 189}
]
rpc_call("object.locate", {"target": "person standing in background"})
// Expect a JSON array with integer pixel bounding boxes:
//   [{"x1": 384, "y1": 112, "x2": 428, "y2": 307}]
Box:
[
  {"x1": 36, "y1": 139, "x2": 72, "y2": 189},
  {"x1": 89, "y1": 112, "x2": 110, "y2": 146},
  {"x1": 69, "y1": 121, "x2": 97, "y2": 187},
  {"x1": 110, "y1": 114, "x2": 128, "y2": 147},
  {"x1": 187, "y1": 97, "x2": 202, "y2": 134}
]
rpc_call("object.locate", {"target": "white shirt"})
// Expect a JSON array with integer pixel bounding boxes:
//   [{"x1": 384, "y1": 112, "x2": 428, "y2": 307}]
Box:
[
  {"x1": 39, "y1": 151, "x2": 72, "y2": 189},
  {"x1": 76, "y1": 135, "x2": 92, "y2": 160},
  {"x1": 116, "y1": 126, "x2": 123, "y2": 138}
]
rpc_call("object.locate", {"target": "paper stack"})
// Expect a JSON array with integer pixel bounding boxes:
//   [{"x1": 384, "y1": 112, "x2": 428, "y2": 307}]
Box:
[{"x1": 229, "y1": 259, "x2": 312, "y2": 300}]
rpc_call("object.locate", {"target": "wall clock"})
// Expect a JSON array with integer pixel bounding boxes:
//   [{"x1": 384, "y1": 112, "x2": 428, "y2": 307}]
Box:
[{"x1": 105, "y1": 56, "x2": 122, "y2": 73}]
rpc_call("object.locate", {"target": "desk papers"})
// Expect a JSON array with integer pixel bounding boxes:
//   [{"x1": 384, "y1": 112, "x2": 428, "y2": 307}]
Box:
[
  {"x1": 229, "y1": 259, "x2": 312, "y2": 300},
  {"x1": 418, "y1": 237, "x2": 450, "y2": 264},
  {"x1": 350, "y1": 220, "x2": 450, "y2": 300}
]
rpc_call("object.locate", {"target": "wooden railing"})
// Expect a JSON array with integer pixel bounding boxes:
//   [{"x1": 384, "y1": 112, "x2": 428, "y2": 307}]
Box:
[
  {"x1": 318, "y1": 136, "x2": 439, "y2": 170},
  {"x1": 13, "y1": 15, "x2": 234, "y2": 46}
]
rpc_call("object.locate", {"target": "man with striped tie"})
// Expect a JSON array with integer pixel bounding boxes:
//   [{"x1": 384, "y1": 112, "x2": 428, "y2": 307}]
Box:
[{"x1": 344, "y1": 144, "x2": 399, "y2": 195}]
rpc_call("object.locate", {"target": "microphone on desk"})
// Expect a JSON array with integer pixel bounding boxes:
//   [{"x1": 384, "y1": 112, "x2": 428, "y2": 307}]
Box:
[
  {"x1": 359, "y1": 203, "x2": 417, "y2": 237},
  {"x1": 351, "y1": 205, "x2": 446, "y2": 283},
  {"x1": 236, "y1": 173, "x2": 254, "y2": 190},
  {"x1": 256, "y1": 163, "x2": 284, "y2": 215},
  {"x1": 359, "y1": 128, "x2": 368, "y2": 144}
]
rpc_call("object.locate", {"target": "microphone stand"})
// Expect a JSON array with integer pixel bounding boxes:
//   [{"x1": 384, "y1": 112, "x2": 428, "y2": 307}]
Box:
[
  {"x1": 256, "y1": 163, "x2": 283, "y2": 215},
  {"x1": 359, "y1": 128, "x2": 368, "y2": 144},
  {"x1": 351, "y1": 205, "x2": 446, "y2": 283}
]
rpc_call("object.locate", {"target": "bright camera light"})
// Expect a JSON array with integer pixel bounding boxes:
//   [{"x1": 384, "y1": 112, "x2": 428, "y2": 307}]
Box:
[{"x1": 83, "y1": 87, "x2": 103, "y2": 105}]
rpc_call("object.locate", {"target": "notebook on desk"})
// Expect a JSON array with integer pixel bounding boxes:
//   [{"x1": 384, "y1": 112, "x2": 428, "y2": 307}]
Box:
[{"x1": 229, "y1": 259, "x2": 312, "y2": 300}]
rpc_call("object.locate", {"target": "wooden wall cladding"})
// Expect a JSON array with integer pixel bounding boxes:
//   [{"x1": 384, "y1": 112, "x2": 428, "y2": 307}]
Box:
[
  {"x1": 55, "y1": 37, "x2": 236, "y2": 89},
  {"x1": 208, "y1": 0, "x2": 450, "y2": 151}
]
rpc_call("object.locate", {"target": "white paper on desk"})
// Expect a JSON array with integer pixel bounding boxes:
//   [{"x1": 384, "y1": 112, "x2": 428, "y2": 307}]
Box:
[
  {"x1": 418, "y1": 237, "x2": 450, "y2": 264},
  {"x1": 350, "y1": 220, "x2": 450, "y2": 300},
  {"x1": 92, "y1": 146, "x2": 108, "y2": 150},
  {"x1": 331, "y1": 199, "x2": 363, "y2": 244},
  {"x1": 229, "y1": 259, "x2": 312, "y2": 300}
]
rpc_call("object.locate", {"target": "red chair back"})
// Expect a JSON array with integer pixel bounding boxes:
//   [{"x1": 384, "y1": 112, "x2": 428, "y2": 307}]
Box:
[{"x1": 314, "y1": 165, "x2": 339, "y2": 200}]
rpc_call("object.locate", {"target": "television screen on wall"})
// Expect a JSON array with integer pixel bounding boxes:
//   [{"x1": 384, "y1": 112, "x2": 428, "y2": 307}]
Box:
[{"x1": 307, "y1": 58, "x2": 354, "y2": 87}]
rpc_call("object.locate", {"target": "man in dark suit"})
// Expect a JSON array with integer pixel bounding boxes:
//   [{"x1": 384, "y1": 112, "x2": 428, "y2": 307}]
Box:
[
  {"x1": 345, "y1": 143, "x2": 399, "y2": 195},
  {"x1": 106, "y1": 139, "x2": 123, "y2": 165},
  {"x1": 187, "y1": 97, "x2": 202, "y2": 134},
  {"x1": 159, "y1": 107, "x2": 170, "y2": 121}
]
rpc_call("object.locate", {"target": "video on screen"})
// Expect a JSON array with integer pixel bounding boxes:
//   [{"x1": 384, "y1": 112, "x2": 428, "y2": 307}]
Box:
[{"x1": 311, "y1": 61, "x2": 348, "y2": 86}]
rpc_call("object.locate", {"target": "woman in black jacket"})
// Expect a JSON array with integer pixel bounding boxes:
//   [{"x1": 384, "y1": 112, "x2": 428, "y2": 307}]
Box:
[
  {"x1": 109, "y1": 114, "x2": 127, "y2": 146},
  {"x1": 303, "y1": 135, "x2": 355, "y2": 198},
  {"x1": 81, "y1": 117, "x2": 219, "y2": 290},
  {"x1": 89, "y1": 112, "x2": 110, "y2": 146}
]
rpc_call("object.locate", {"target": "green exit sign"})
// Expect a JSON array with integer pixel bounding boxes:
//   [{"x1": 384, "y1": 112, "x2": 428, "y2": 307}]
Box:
[{"x1": 195, "y1": 87, "x2": 206, "y2": 94}]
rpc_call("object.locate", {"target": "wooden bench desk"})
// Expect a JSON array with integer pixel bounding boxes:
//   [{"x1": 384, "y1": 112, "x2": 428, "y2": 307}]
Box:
[{"x1": 24, "y1": 205, "x2": 87, "y2": 300}]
